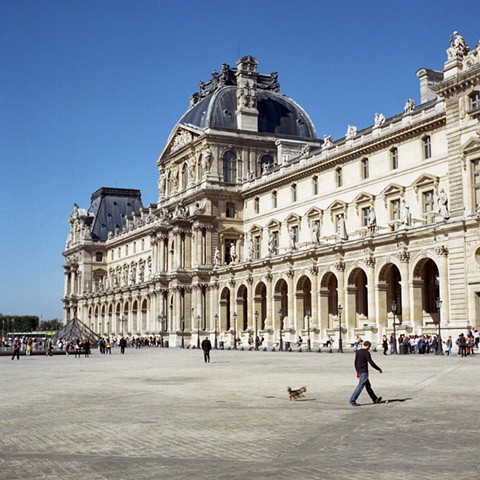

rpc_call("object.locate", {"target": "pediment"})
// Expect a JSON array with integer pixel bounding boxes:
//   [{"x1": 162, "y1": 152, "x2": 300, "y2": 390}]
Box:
[
  {"x1": 248, "y1": 223, "x2": 263, "y2": 234},
  {"x1": 267, "y1": 219, "x2": 281, "y2": 229},
  {"x1": 305, "y1": 207, "x2": 323, "y2": 218},
  {"x1": 381, "y1": 183, "x2": 405, "y2": 198},
  {"x1": 285, "y1": 213, "x2": 301, "y2": 224},
  {"x1": 353, "y1": 192, "x2": 375, "y2": 205},
  {"x1": 461, "y1": 135, "x2": 480, "y2": 156},
  {"x1": 157, "y1": 125, "x2": 202, "y2": 162},
  {"x1": 412, "y1": 173, "x2": 439, "y2": 192},
  {"x1": 327, "y1": 200, "x2": 348, "y2": 211}
]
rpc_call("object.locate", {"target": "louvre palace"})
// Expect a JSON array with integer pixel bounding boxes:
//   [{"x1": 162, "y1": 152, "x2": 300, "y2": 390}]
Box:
[{"x1": 63, "y1": 32, "x2": 480, "y2": 349}]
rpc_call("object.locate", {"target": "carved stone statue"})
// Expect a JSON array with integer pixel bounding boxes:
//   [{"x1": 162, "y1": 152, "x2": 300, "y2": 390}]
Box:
[
  {"x1": 311, "y1": 221, "x2": 321, "y2": 244},
  {"x1": 229, "y1": 243, "x2": 237, "y2": 263},
  {"x1": 346, "y1": 125, "x2": 357, "y2": 140},
  {"x1": 404, "y1": 98, "x2": 415, "y2": 114},
  {"x1": 214, "y1": 247, "x2": 221, "y2": 266},
  {"x1": 437, "y1": 188, "x2": 450, "y2": 220},
  {"x1": 247, "y1": 237, "x2": 254, "y2": 260},
  {"x1": 367, "y1": 208, "x2": 376, "y2": 233},
  {"x1": 289, "y1": 228, "x2": 297, "y2": 250},
  {"x1": 400, "y1": 199, "x2": 411, "y2": 226},
  {"x1": 201, "y1": 146, "x2": 212, "y2": 173},
  {"x1": 448, "y1": 31, "x2": 469, "y2": 58},
  {"x1": 267, "y1": 232, "x2": 275, "y2": 255},
  {"x1": 338, "y1": 215, "x2": 348, "y2": 241},
  {"x1": 322, "y1": 135, "x2": 333, "y2": 148},
  {"x1": 374, "y1": 113, "x2": 385, "y2": 127}
]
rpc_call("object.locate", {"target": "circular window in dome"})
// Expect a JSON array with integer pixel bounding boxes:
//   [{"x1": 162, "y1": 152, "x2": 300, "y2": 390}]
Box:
[
  {"x1": 223, "y1": 109, "x2": 231, "y2": 117},
  {"x1": 296, "y1": 118, "x2": 304, "y2": 125}
]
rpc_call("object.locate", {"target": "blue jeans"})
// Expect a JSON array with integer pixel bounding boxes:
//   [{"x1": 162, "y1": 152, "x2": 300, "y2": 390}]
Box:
[{"x1": 349, "y1": 372, "x2": 378, "y2": 404}]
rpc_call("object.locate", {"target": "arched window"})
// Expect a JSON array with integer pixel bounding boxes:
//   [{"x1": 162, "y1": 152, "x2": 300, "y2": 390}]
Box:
[
  {"x1": 259, "y1": 154, "x2": 273, "y2": 175},
  {"x1": 222, "y1": 151, "x2": 237, "y2": 183},
  {"x1": 291, "y1": 184, "x2": 297, "y2": 202}
]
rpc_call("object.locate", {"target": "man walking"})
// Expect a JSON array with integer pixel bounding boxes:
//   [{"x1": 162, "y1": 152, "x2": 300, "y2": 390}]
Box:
[
  {"x1": 349, "y1": 340, "x2": 383, "y2": 406},
  {"x1": 201, "y1": 336, "x2": 212, "y2": 363}
]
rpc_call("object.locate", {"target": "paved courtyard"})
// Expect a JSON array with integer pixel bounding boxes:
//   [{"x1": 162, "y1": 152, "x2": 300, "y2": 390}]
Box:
[{"x1": 0, "y1": 346, "x2": 478, "y2": 479}]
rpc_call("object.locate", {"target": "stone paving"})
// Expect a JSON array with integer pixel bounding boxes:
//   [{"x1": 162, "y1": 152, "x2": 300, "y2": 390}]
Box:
[{"x1": 0, "y1": 346, "x2": 478, "y2": 479}]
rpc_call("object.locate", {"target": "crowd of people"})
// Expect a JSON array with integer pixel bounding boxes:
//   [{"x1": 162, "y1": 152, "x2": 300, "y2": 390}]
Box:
[{"x1": 379, "y1": 328, "x2": 479, "y2": 356}]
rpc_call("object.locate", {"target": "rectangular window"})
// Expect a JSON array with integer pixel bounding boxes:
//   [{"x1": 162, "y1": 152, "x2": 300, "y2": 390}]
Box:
[
  {"x1": 291, "y1": 184, "x2": 297, "y2": 202},
  {"x1": 391, "y1": 148, "x2": 398, "y2": 170},
  {"x1": 312, "y1": 176, "x2": 318, "y2": 195},
  {"x1": 336, "y1": 168, "x2": 342, "y2": 187},
  {"x1": 254, "y1": 235, "x2": 261, "y2": 259},
  {"x1": 226, "y1": 202, "x2": 235, "y2": 218},
  {"x1": 471, "y1": 92, "x2": 480, "y2": 110},
  {"x1": 361, "y1": 207, "x2": 370, "y2": 227},
  {"x1": 272, "y1": 231, "x2": 279, "y2": 255},
  {"x1": 423, "y1": 190, "x2": 435, "y2": 223},
  {"x1": 473, "y1": 160, "x2": 480, "y2": 209},
  {"x1": 390, "y1": 199, "x2": 401, "y2": 220},
  {"x1": 254, "y1": 197, "x2": 260, "y2": 214},
  {"x1": 362, "y1": 158, "x2": 369, "y2": 179},
  {"x1": 291, "y1": 225, "x2": 299, "y2": 244},
  {"x1": 423, "y1": 136, "x2": 432, "y2": 159},
  {"x1": 272, "y1": 191, "x2": 277, "y2": 209}
]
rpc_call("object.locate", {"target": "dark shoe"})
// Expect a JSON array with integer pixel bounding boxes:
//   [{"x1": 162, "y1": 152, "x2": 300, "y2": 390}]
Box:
[
  {"x1": 375, "y1": 397, "x2": 382, "y2": 404},
  {"x1": 350, "y1": 401, "x2": 360, "y2": 406}
]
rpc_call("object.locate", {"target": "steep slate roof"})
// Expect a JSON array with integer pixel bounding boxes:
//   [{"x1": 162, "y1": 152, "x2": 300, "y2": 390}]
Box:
[{"x1": 87, "y1": 187, "x2": 143, "y2": 241}]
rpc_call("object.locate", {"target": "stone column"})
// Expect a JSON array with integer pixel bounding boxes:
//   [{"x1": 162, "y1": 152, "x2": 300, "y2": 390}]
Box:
[
  {"x1": 286, "y1": 268, "x2": 295, "y2": 329},
  {"x1": 435, "y1": 245, "x2": 450, "y2": 324}
]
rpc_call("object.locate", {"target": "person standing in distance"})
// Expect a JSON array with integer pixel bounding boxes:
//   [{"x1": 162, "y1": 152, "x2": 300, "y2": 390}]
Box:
[
  {"x1": 201, "y1": 336, "x2": 212, "y2": 363},
  {"x1": 349, "y1": 340, "x2": 383, "y2": 406}
]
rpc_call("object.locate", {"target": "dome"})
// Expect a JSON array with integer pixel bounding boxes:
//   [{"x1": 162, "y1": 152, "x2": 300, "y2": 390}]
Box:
[{"x1": 175, "y1": 59, "x2": 316, "y2": 139}]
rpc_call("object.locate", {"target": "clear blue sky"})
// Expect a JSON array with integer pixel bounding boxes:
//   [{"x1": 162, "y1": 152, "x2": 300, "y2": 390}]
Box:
[{"x1": 0, "y1": 0, "x2": 478, "y2": 320}]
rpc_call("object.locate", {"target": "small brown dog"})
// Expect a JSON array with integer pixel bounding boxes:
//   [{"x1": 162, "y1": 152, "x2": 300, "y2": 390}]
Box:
[{"x1": 287, "y1": 386, "x2": 307, "y2": 400}]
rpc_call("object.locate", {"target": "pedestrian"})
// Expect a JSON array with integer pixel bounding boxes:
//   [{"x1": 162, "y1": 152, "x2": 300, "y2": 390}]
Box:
[
  {"x1": 119, "y1": 336, "x2": 127, "y2": 354},
  {"x1": 201, "y1": 336, "x2": 212, "y2": 363},
  {"x1": 382, "y1": 335, "x2": 388, "y2": 355},
  {"x1": 349, "y1": 340, "x2": 383, "y2": 406},
  {"x1": 446, "y1": 336, "x2": 453, "y2": 356},
  {"x1": 11, "y1": 339, "x2": 20, "y2": 360},
  {"x1": 84, "y1": 338, "x2": 91, "y2": 357}
]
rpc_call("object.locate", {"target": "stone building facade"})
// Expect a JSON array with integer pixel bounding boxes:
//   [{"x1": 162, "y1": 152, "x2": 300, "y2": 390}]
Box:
[{"x1": 63, "y1": 34, "x2": 480, "y2": 348}]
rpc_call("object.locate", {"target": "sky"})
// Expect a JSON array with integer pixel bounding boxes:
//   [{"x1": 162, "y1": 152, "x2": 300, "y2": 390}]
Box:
[{"x1": 1, "y1": 0, "x2": 478, "y2": 320}]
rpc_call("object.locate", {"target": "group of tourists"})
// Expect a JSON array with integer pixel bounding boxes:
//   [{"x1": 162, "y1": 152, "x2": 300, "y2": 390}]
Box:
[{"x1": 379, "y1": 328, "x2": 479, "y2": 356}]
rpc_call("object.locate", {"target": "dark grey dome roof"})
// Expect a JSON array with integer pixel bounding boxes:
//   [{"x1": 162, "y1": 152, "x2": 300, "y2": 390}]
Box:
[
  {"x1": 179, "y1": 86, "x2": 316, "y2": 138},
  {"x1": 175, "y1": 59, "x2": 317, "y2": 139}
]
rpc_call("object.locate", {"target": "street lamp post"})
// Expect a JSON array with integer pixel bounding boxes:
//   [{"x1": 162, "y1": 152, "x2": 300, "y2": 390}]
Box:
[
  {"x1": 338, "y1": 305, "x2": 343, "y2": 353},
  {"x1": 306, "y1": 308, "x2": 311, "y2": 352},
  {"x1": 214, "y1": 314, "x2": 218, "y2": 350},
  {"x1": 99, "y1": 322, "x2": 102, "y2": 336},
  {"x1": 436, "y1": 298, "x2": 443, "y2": 355},
  {"x1": 233, "y1": 312, "x2": 238, "y2": 350},
  {"x1": 107, "y1": 321, "x2": 110, "y2": 338},
  {"x1": 197, "y1": 314, "x2": 201, "y2": 349},
  {"x1": 279, "y1": 308, "x2": 284, "y2": 351},
  {"x1": 119, "y1": 316, "x2": 127, "y2": 337},
  {"x1": 391, "y1": 300, "x2": 398, "y2": 354},
  {"x1": 181, "y1": 317, "x2": 185, "y2": 349},
  {"x1": 254, "y1": 311, "x2": 259, "y2": 351}
]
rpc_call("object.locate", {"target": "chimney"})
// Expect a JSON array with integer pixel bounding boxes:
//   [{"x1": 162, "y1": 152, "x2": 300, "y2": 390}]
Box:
[{"x1": 416, "y1": 68, "x2": 444, "y2": 104}]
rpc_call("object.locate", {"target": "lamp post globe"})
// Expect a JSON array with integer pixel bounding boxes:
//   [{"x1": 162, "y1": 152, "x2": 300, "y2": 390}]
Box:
[{"x1": 254, "y1": 311, "x2": 259, "y2": 351}]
